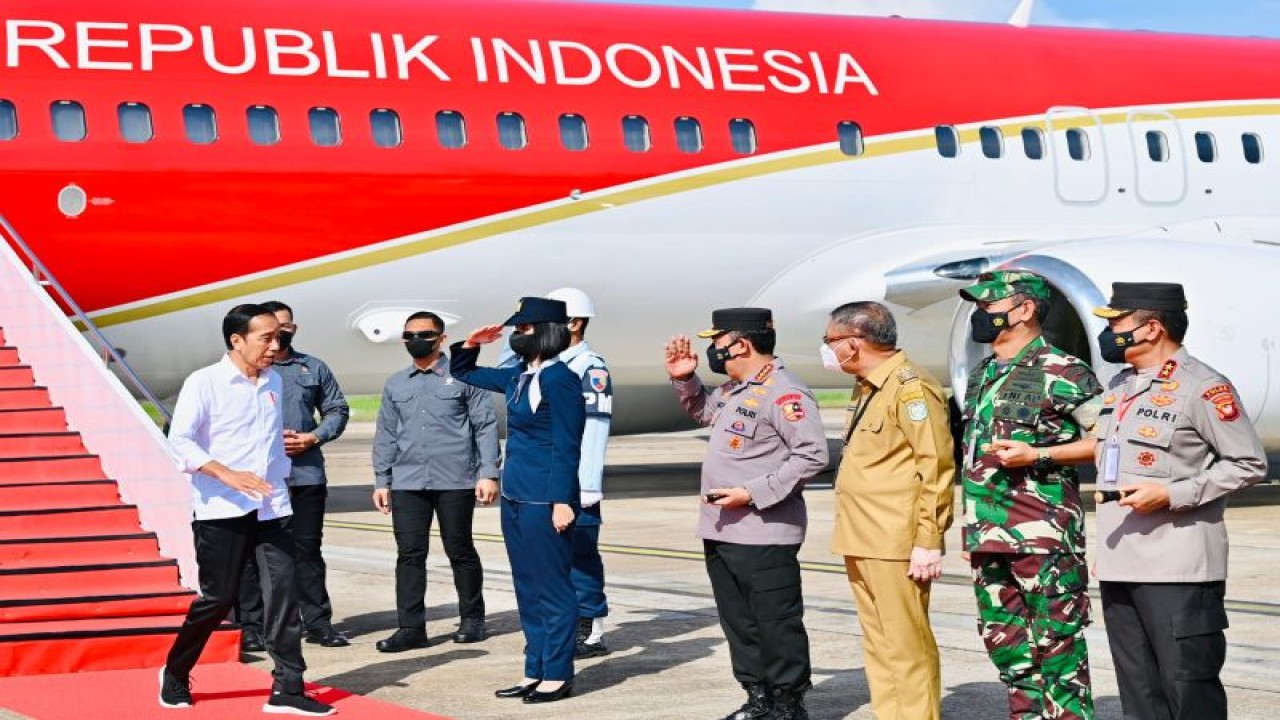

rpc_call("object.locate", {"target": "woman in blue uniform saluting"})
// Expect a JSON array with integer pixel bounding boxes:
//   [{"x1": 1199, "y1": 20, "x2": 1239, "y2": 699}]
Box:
[{"x1": 450, "y1": 297, "x2": 586, "y2": 704}]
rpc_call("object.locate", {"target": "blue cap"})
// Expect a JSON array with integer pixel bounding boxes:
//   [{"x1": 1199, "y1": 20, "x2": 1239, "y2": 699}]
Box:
[{"x1": 503, "y1": 297, "x2": 569, "y2": 326}]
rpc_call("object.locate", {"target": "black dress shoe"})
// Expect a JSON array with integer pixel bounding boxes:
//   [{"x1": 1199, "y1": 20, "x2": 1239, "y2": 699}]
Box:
[
  {"x1": 375, "y1": 628, "x2": 428, "y2": 653},
  {"x1": 523, "y1": 680, "x2": 574, "y2": 704},
  {"x1": 494, "y1": 681, "x2": 539, "y2": 699},
  {"x1": 240, "y1": 629, "x2": 266, "y2": 653},
  {"x1": 305, "y1": 627, "x2": 351, "y2": 648},
  {"x1": 575, "y1": 638, "x2": 609, "y2": 658},
  {"x1": 452, "y1": 619, "x2": 486, "y2": 644}
]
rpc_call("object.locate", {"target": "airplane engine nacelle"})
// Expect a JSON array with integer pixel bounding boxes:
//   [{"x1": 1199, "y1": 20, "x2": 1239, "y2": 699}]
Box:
[{"x1": 947, "y1": 238, "x2": 1280, "y2": 449}]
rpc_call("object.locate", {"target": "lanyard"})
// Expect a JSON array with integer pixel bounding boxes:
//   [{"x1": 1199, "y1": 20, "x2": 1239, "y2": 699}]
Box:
[{"x1": 1101, "y1": 380, "x2": 1151, "y2": 488}]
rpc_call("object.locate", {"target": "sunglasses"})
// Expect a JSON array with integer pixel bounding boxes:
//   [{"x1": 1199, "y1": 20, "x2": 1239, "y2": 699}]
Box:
[
  {"x1": 402, "y1": 331, "x2": 441, "y2": 341},
  {"x1": 821, "y1": 334, "x2": 863, "y2": 345}
]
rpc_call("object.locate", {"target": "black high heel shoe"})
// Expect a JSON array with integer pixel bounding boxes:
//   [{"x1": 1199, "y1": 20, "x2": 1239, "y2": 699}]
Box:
[
  {"x1": 523, "y1": 680, "x2": 574, "y2": 704},
  {"x1": 494, "y1": 681, "x2": 540, "y2": 699}
]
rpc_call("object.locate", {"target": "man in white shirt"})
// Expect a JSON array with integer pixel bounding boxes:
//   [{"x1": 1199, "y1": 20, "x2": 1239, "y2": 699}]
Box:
[{"x1": 159, "y1": 304, "x2": 333, "y2": 717}]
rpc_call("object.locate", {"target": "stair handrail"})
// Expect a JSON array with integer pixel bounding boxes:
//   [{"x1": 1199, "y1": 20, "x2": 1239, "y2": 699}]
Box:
[{"x1": 0, "y1": 214, "x2": 172, "y2": 422}]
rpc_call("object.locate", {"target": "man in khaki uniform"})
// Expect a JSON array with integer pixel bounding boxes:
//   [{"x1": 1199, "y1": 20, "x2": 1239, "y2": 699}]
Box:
[
  {"x1": 821, "y1": 302, "x2": 954, "y2": 720},
  {"x1": 1090, "y1": 283, "x2": 1266, "y2": 720}
]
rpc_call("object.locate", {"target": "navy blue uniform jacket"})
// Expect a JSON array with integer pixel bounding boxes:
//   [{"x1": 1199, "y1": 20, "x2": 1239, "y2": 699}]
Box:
[{"x1": 450, "y1": 342, "x2": 586, "y2": 504}]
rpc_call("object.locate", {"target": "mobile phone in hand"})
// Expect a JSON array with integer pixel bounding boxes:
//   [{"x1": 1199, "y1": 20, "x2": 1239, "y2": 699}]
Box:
[{"x1": 705, "y1": 492, "x2": 726, "y2": 503}]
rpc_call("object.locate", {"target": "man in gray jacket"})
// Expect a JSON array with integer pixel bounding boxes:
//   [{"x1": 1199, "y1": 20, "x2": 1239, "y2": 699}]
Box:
[
  {"x1": 1091, "y1": 283, "x2": 1266, "y2": 720},
  {"x1": 372, "y1": 311, "x2": 500, "y2": 652}
]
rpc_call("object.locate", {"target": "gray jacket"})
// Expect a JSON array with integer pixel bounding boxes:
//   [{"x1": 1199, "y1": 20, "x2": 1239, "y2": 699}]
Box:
[
  {"x1": 373, "y1": 355, "x2": 501, "y2": 491},
  {"x1": 1094, "y1": 348, "x2": 1267, "y2": 582},
  {"x1": 672, "y1": 358, "x2": 829, "y2": 546}
]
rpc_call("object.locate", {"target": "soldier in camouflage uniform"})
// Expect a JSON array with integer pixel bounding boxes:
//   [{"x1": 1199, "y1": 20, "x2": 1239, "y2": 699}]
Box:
[{"x1": 957, "y1": 271, "x2": 1104, "y2": 720}]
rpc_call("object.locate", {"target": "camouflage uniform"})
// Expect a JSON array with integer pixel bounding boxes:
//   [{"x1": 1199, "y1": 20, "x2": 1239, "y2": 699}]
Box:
[{"x1": 960, "y1": 272, "x2": 1104, "y2": 720}]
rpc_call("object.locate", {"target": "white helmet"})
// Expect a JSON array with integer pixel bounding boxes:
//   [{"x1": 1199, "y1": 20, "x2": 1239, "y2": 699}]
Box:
[{"x1": 545, "y1": 287, "x2": 596, "y2": 318}]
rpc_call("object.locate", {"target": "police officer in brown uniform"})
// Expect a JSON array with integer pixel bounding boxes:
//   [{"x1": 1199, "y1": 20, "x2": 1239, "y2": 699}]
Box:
[
  {"x1": 822, "y1": 301, "x2": 955, "y2": 720},
  {"x1": 1091, "y1": 282, "x2": 1267, "y2": 720},
  {"x1": 665, "y1": 308, "x2": 829, "y2": 720}
]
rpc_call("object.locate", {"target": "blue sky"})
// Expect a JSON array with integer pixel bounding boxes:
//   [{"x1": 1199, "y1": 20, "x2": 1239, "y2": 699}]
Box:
[{"x1": 584, "y1": 0, "x2": 1280, "y2": 38}]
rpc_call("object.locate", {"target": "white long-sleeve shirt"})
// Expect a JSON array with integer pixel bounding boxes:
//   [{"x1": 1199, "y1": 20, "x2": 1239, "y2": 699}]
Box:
[{"x1": 168, "y1": 354, "x2": 293, "y2": 521}]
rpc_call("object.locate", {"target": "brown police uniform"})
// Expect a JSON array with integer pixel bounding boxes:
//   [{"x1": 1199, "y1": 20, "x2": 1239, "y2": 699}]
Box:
[
  {"x1": 670, "y1": 308, "x2": 829, "y2": 714},
  {"x1": 1092, "y1": 283, "x2": 1267, "y2": 720},
  {"x1": 832, "y1": 351, "x2": 955, "y2": 720}
]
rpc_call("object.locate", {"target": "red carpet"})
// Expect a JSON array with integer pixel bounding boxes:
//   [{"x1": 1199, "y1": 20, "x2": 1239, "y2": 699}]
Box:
[{"x1": 0, "y1": 663, "x2": 453, "y2": 719}]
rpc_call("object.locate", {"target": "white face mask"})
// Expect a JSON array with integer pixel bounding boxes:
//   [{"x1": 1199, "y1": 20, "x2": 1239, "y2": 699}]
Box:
[{"x1": 819, "y1": 343, "x2": 844, "y2": 373}]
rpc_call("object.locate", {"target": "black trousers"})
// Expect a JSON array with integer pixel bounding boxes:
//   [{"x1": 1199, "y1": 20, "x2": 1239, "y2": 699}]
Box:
[
  {"x1": 1101, "y1": 581, "x2": 1229, "y2": 720},
  {"x1": 167, "y1": 512, "x2": 305, "y2": 693},
  {"x1": 238, "y1": 485, "x2": 334, "y2": 633},
  {"x1": 704, "y1": 540, "x2": 811, "y2": 692},
  {"x1": 391, "y1": 488, "x2": 485, "y2": 629}
]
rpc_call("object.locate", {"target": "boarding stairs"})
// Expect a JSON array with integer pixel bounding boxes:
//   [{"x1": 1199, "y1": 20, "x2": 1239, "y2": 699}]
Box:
[{"x1": 0, "y1": 217, "x2": 237, "y2": 675}]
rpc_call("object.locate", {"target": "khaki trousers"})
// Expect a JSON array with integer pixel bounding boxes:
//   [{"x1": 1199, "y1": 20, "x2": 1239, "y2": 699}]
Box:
[{"x1": 845, "y1": 557, "x2": 941, "y2": 720}]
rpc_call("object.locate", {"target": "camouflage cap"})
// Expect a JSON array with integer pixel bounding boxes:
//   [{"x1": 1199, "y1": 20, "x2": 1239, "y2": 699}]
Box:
[{"x1": 959, "y1": 270, "x2": 1050, "y2": 303}]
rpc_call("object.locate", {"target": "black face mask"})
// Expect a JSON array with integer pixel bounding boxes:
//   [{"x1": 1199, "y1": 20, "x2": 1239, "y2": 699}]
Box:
[
  {"x1": 509, "y1": 332, "x2": 538, "y2": 362},
  {"x1": 1098, "y1": 328, "x2": 1146, "y2": 364},
  {"x1": 405, "y1": 339, "x2": 438, "y2": 359},
  {"x1": 970, "y1": 309, "x2": 1017, "y2": 344},
  {"x1": 706, "y1": 341, "x2": 738, "y2": 375},
  {"x1": 276, "y1": 330, "x2": 294, "y2": 353}
]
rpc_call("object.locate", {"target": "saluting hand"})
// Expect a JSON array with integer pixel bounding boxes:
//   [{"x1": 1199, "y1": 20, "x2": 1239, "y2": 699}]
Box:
[
  {"x1": 1118, "y1": 482, "x2": 1171, "y2": 514},
  {"x1": 463, "y1": 324, "x2": 505, "y2": 348},
  {"x1": 664, "y1": 335, "x2": 698, "y2": 381}
]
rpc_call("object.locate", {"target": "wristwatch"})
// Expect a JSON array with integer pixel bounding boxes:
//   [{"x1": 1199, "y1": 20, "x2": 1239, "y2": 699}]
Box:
[{"x1": 1032, "y1": 449, "x2": 1054, "y2": 472}]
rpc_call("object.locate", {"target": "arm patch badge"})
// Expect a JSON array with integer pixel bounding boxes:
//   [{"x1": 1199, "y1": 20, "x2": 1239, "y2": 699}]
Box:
[
  {"x1": 1202, "y1": 384, "x2": 1240, "y2": 422},
  {"x1": 906, "y1": 400, "x2": 929, "y2": 422}
]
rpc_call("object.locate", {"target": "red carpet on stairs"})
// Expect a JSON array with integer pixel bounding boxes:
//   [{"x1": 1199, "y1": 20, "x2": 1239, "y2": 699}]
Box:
[
  {"x1": 0, "y1": 329, "x2": 238, "y2": 676},
  {"x1": 0, "y1": 663, "x2": 454, "y2": 719}
]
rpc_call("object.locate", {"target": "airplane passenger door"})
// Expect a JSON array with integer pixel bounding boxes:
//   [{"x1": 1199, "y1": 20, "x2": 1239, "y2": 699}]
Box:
[
  {"x1": 1047, "y1": 107, "x2": 1109, "y2": 204},
  {"x1": 1127, "y1": 109, "x2": 1187, "y2": 205}
]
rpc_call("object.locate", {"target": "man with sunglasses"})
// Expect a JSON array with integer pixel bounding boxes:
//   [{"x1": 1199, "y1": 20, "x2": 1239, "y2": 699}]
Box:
[
  {"x1": 821, "y1": 301, "x2": 954, "y2": 720},
  {"x1": 372, "y1": 311, "x2": 501, "y2": 652},
  {"x1": 957, "y1": 271, "x2": 1103, "y2": 720}
]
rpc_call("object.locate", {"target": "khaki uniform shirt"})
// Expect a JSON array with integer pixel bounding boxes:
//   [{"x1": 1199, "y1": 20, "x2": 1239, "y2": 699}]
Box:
[
  {"x1": 672, "y1": 358, "x2": 829, "y2": 546},
  {"x1": 1094, "y1": 348, "x2": 1267, "y2": 582},
  {"x1": 832, "y1": 352, "x2": 955, "y2": 560}
]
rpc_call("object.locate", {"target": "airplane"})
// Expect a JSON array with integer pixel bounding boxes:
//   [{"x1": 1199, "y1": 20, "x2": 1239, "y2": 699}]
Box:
[{"x1": 2, "y1": 0, "x2": 1280, "y2": 440}]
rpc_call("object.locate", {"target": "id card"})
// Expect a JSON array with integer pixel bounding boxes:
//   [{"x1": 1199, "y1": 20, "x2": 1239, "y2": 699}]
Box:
[{"x1": 1101, "y1": 435, "x2": 1120, "y2": 488}]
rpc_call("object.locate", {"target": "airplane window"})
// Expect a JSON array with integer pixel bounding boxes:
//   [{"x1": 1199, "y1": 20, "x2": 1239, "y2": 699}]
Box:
[
  {"x1": 1195, "y1": 131, "x2": 1217, "y2": 163},
  {"x1": 622, "y1": 115, "x2": 650, "y2": 152},
  {"x1": 1066, "y1": 128, "x2": 1090, "y2": 161},
  {"x1": 0, "y1": 100, "x2": 17, "y2": 141},
  {"x1": 1021, "y1": 127, "x2": 1044, "y2": 160},
  {"x1": 247, "y1": 105, "x2": 280, "y2": 145},
  {"x1": 184, "y1": 104, "x2": 217, "y2": 144},
  {"x1": 309, "y1": 107, "x2": 342, "y2": 147},
  {"x1": 559, "y1": 113, "x2": 589, "y2": 152},
  {"x1": 436, "y1": 110, "x2": 466, "y2": 149},
  {"x1": 1243, "y1": 133, "x2": 1264, "y2": 164},
  {"x1": 837, "y1": 121, "x2": 864, "y2": 156},
  {"x1": 935, "y1": 125, "x2": 959, "y2": 158},
  {"x1": 980, "y1": 126, "x2": 1003, "y2": 159},
  {"x1": 729, "y1": 118, "x2": 757, "y2": 155},
  {"x1": 1146, "y1": 130, "x2": 1169, "y2": 162},
  {"x1": 370, "y1": 109, "x2": 402, "y2": 148},
  {"x1": 51, "y1": 101, "x2": 86, "y2": 142},
  {"x1": 675, "y1": 116, "x2": 702, "y2": 154},
  {"x1": 118, "y1": 102, "x2": 153, "y2": 143},
  {"x1": 497, "y1": 112, "x2": 527, "y2": 150}
]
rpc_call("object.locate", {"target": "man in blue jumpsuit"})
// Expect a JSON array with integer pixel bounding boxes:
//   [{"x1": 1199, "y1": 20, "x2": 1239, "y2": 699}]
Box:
[{"x1": 545, "y1": 287, "x2": 613, "y2": 657}]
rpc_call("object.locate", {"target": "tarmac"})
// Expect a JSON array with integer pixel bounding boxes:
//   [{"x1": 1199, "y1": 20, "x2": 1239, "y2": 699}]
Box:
[{"x1": 252, "y1": 411, "x2": 1280, "y2": 719}]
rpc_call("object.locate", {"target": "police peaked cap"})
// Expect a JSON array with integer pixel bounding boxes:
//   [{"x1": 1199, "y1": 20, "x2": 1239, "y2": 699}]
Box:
[{"x1": 1093, "y1": 282, "x2": 1188, "y2": 319}]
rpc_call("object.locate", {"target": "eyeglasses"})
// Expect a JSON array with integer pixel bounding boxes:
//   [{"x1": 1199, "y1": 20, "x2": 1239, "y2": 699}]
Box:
[
  {"x1": 822, "y1": 334, "x2": 863, "y2": 345},
  {"x1": 402, "y1": 331, "x2": 441, "y2": 341}
]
